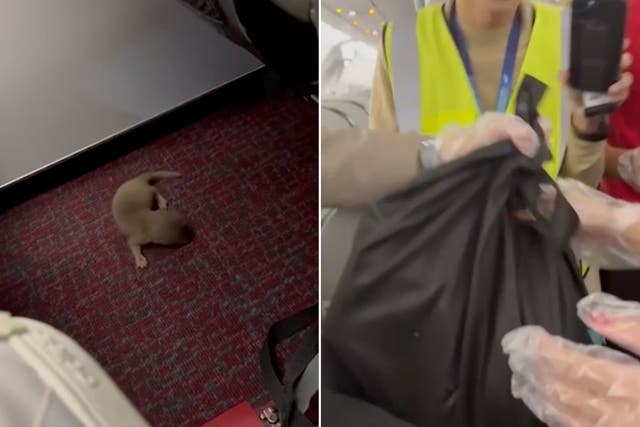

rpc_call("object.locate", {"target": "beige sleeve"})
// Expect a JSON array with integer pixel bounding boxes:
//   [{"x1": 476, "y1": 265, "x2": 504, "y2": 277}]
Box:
[
  {"x1": 369, "y1": 42, "x2": 399, "y2": 131},
  {"x1": 559, "y1": 132, "x2": 606, "y2": 187},
  {"x1": 321, "y1": 127, "x2": 423, "y2": 208}
]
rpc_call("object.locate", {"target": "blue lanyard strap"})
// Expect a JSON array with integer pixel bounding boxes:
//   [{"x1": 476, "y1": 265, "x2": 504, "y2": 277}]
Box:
[{"x1": 448, "y1": 4, "x2": 522, "y2": 113}]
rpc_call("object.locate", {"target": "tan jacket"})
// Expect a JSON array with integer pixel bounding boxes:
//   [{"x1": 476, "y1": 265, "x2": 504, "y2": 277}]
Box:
[
  {"x1": 321, "y1": 1, "x2": 605, "y2": 208},
  {"x1": 322, "y1": 128, "x2": 424, "y2": 207}
]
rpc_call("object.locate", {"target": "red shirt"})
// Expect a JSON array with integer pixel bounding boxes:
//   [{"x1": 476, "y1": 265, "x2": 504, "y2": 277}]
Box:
[{"x1": 599, "y1": 0, "x2": 640, "y2": 202}]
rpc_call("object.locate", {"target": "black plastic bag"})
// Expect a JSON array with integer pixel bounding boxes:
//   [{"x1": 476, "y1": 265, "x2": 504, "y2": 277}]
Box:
[{"x1": 322, "y1": 78, "x2": 591, "y2": 427}]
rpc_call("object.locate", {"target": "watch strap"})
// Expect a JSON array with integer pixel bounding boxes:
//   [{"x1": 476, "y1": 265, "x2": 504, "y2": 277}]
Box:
[
  {"x1": 571, "y1": 115, "x2": 610, "y2": 142},
  {"x1": 419, "y1": 137, "x2": 442, "y2": 171}
]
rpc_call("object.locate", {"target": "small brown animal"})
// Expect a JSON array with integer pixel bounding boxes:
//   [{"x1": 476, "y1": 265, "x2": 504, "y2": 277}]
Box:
[{"x1": 112, "y1": 171, "x2": 194, "y2": 268}]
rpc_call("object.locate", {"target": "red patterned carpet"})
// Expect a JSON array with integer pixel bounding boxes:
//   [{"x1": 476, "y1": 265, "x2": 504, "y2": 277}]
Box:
[{"x1": 0, "y1": 90, "x2": 318, "y2": 427}]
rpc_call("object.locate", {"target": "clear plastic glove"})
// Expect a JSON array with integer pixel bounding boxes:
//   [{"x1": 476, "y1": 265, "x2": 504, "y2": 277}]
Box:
[
  {"x1": 502, "y1": 292, "x2": 640, "y2": 427},
  {"x1": 577, "y1": 293, "x2": 640, "y2": 355},
  {"x1": 618, "y1": 147, "x2": 640, "y2": 192},
  {"x1": 430, "y1": 112, "x2": 545, "y2": 165},
  {"x1": 555, "y1": 178, "x2": 640, "y2": 269}
]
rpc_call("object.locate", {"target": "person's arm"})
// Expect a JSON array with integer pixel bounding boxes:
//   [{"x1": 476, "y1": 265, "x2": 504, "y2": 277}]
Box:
[
  {"x1": 369, "y1": 41, "x2": 399, "y2": 131},
  {"x1": 605, "y1": 144, "x2": 627, "y2": 179},
  {"x1": 559, "y1": 109, "x2": 607, "y2": 187},
  {"x1": 558, "y1": 39, "x2": 633, "y2": 186},
  {"x1": 322, "y1": 114, "x2": 543, "y2": 208},
  {"x1": 321, "y1": 127, "x2": 423, "y2": 208},
  {"x1": 559, "y1": 134, "x2": 606, "y2": 188}
]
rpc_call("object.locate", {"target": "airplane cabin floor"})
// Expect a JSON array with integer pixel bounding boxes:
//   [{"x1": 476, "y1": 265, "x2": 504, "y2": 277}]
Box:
[{"x1": 0, "y1": 87, "x2": 318, "y2": 427}]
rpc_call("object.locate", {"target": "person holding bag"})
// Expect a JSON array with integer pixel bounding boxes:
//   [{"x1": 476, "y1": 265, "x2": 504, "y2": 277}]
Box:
[
  {"x1": 598, "y1": 0, "x2": 640, "y2": 311},
  {"x1": 369, "y1": 0, "x2": 632, "y2": 187}
]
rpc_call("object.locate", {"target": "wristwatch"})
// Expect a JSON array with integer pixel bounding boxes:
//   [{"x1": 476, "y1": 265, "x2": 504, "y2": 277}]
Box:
[
  {"x1": 419, "y1": 137, "x2": 442, "y2": 171},
  {"x1": 571, "y1": 114, "x2": 610, "y2": 142}
]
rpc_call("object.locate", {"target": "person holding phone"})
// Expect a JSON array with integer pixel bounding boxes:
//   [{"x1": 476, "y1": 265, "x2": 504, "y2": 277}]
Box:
[
  {"x1": 370, "y1": 0, "x2": 632, "y2": 187},
  {"x1": 599, "y1": 0, "x2": 640, "y2": 305}
]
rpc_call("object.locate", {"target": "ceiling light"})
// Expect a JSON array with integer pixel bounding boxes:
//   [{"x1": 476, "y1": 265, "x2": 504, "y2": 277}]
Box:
[
  {"x1": 352, "y1": 20, "x2": 359, "y2": 26},
  {"x1": 348, "y1": 10, "x2": 356, "y2": 16},
  {"x1": 368, "y1": 8, "x2": 376, "y2": 15},
  {"x1": 335, "y1": 7, "x2": 343, "y2": 14}
]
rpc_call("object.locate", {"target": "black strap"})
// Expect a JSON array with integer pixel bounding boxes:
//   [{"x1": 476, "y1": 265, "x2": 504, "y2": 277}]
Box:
[
  {"x1": 571, "y1": 114, "x2": 610, "y2": 141},
  {"x1": 508, "y1": 75, "x2": 580, "y2": 247},
  {"x1": 260, "y1": 304, "x2": 319, "y2": 427},
  {"x1": 512, "y1": 175, "x2": 580, "y2": 248},
  {"x1": 515, "y1": 74, "x2": 549, "y2": 162}
]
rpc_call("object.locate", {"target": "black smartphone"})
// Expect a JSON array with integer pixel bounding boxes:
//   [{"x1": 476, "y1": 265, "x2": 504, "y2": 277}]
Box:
[{"x1": 570, "y1": 0, "x2": 627, "y2": 116}]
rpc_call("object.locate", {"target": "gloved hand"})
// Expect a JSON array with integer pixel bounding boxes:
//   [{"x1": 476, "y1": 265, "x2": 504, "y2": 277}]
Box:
[
  {"x1": 555, "y1": 178, "x2": 640, "y2": 268},
  {"x1": 322, "y1": 112, "x2": 547, "y2": 208},
  {"x1": 428, "y1": 112, "x2": 545, "y2": 165},
  {"x1": 617, "y1": 147, "x2": 640, "y2": 192},
  {"x1": 502, "y1": 292, "x2": 640, "y2": 427}
]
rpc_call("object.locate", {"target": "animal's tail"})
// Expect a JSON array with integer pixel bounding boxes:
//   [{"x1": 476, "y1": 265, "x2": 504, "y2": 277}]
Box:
[{"x1": 138, "y1": 171, "x2": 181, "y2": 185}]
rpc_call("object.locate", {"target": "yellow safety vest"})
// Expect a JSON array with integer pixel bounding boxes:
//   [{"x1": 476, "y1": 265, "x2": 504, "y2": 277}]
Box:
[
  {"x1": 383, "y1": 2, "x2": 569, "y2": 178},
  {"x1": 383, "y1": 3, "x2": 589, "y2": 277}
]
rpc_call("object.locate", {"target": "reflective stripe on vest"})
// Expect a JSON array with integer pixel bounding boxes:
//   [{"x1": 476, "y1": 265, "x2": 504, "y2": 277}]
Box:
[
  {"x1": 387, "y1": 21, "x2": 422, "y2": 133},
  {"x1": 384, "y1": 2, "x2": 567, "y2": 178}
]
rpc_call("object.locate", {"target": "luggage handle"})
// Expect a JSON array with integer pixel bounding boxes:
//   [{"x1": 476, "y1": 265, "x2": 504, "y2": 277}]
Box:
[{"x1": 259, "y1": 304, "x2": 318, "y2": 427}]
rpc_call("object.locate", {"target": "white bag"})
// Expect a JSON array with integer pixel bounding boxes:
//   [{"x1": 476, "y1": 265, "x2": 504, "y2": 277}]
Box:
[{"x1": 0, "y1": 312, "x2": 150, "y2": 427}]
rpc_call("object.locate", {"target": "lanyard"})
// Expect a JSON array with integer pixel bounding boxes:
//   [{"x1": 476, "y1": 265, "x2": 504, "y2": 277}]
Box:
[{"x1": 448, "y1": 4, "x2": 522, "y2": 113}]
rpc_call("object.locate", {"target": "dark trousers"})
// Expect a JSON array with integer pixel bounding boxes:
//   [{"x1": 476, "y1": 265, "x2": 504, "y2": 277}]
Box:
[
  {"x1": 599, "y1": 269, "x2": 640, "y2": 302},
  {"x1": 599, "y1": 269, "x2": 640, "y2": 355}
]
